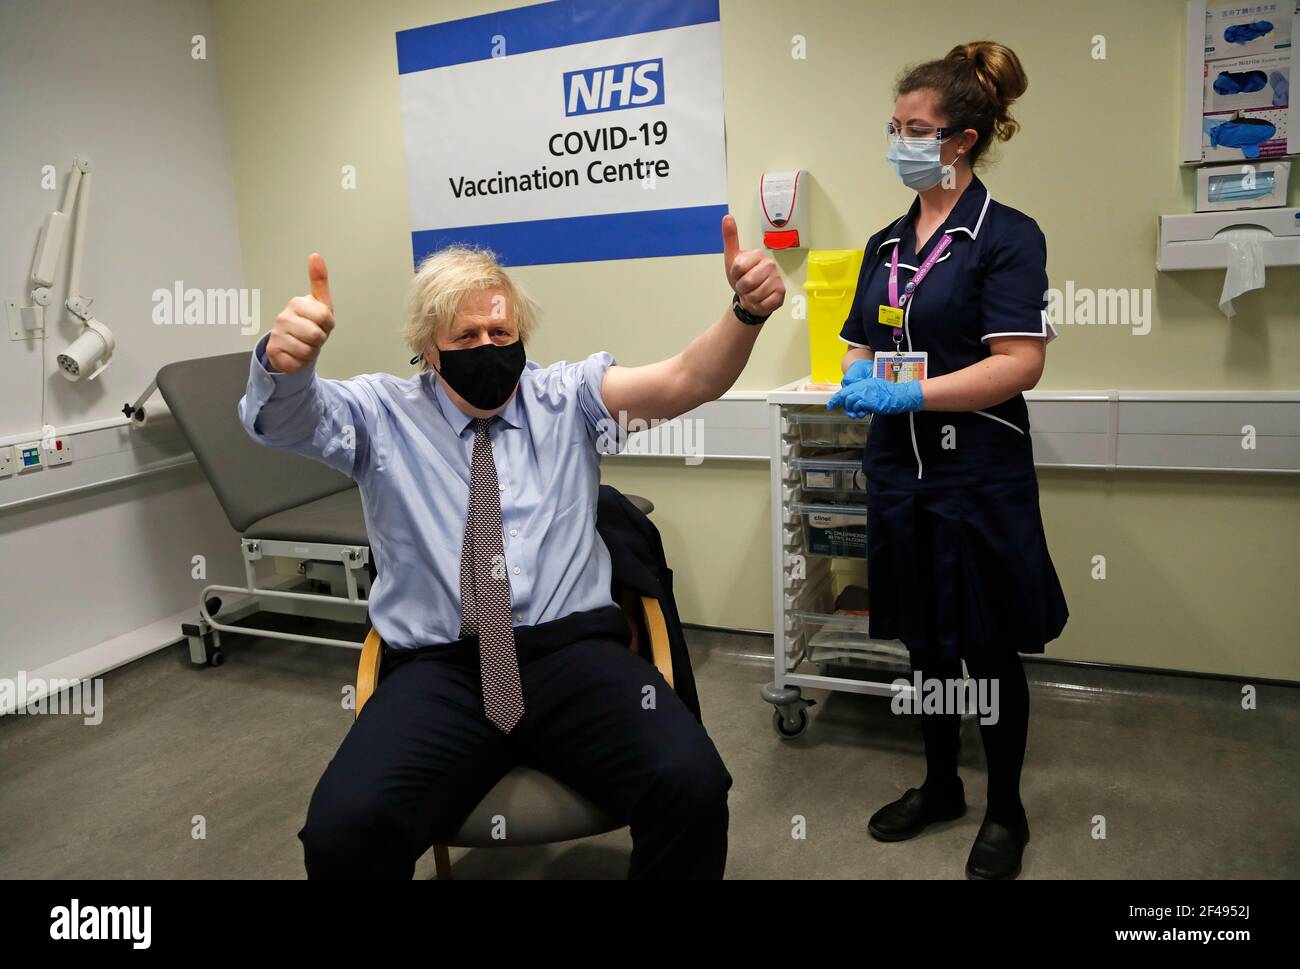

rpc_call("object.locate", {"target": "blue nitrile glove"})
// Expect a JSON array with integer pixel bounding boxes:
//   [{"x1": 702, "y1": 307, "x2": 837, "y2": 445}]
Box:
[
  {"x1": 827, "y1": 377, "x2": 924, "y2": 418},
  {"x1": 1210, "y1": 119, "x2": 1276, "y2": 158},
  {"x1": 842, "y1": 359, "x2": 873, "y2": 385}
]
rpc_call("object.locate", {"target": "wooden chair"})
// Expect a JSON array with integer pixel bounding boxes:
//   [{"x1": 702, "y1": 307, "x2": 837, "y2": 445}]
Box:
[{"x1": 354, "y1": 590, "x2": 675, "y2": 879}]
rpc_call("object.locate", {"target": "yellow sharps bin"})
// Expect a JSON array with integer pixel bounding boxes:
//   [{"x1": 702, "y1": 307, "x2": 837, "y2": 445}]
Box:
[{"x1": 803, "y1": 249, "x2": 864, "y2": 387}]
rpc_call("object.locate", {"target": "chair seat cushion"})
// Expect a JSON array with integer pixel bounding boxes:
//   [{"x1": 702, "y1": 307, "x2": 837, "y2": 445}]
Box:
[
  {"x1": 446, "y1": 767, "x2": 620, "y2": 847},
  {"x1": 242, "y1": 487, "x2": 368, "y2": 546}
]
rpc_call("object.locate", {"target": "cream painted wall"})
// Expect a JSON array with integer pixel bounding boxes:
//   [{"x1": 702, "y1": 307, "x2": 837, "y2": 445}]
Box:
[{"x1": 212, "y1": 0, "x2": 1298, "y2": 680}]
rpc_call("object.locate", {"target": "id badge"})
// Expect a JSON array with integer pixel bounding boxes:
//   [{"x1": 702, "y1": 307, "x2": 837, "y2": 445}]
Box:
[
  {"x1": 877, "y1": 304, "x2": 904, "y2": 328},
  {"x1": 873, "y1": 351, "x2": 928, "y2": 384}
]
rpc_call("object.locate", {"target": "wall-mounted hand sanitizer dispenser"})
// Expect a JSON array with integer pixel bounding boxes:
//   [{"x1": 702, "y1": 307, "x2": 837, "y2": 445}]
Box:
[{"x1": 760, "y1": 170, "x2": 806, "y2": 250}]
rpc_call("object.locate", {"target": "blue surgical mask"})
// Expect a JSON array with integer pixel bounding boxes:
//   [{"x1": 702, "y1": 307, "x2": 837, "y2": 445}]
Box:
[{"x1": 886, "y1": 137, "x2": 953, "y2": 191}]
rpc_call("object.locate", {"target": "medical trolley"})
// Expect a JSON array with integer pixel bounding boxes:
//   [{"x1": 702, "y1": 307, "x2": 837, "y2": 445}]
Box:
[{"x1": 761, "y1": 378, "x2": 916, "y2": 738}]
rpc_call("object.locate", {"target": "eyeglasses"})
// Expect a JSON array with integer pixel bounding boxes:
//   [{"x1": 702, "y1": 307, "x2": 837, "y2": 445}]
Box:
[{"x1": 885, "y1": 122, "x2": 957, "y2": 142}]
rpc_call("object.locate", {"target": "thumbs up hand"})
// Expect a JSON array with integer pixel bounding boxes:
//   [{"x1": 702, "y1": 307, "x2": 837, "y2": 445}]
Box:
[
  {"x1": 267, "y1": 253, "x2": 336, "y2": 374},
  {"x1": 723, "y1": 215, "x2": 785, "y2": 318}
]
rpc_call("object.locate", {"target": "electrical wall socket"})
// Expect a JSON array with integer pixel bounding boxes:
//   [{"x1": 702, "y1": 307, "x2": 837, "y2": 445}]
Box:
[
  {"x1": 0, "y1": 445, "x2": 15, "y2": 477},
  {"x1": 45, "y1": 437, "x2": 73, "y2": 466}
]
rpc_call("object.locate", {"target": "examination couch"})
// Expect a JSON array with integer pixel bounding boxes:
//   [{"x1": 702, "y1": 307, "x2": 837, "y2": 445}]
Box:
[{"x1": 156, "y1": 351, "x2": 372, "y2": 665}]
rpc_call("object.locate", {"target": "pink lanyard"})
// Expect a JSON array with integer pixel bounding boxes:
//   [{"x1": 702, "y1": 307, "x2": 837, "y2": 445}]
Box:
[{"x1": 887, "y1": 232, "x2": 953, "y2": 347}]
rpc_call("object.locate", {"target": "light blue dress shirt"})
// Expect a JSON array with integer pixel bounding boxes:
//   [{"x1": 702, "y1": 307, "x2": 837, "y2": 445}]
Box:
[{"x1": 237, "y1": 332, "x2": 626, "y2": 650}]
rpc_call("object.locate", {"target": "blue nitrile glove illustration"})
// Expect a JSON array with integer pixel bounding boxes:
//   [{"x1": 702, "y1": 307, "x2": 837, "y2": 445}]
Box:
[
  {"x1": 1213, "y1": 70, "x2": 1268, "y2": 96},
  {"x1": 1270, "y1": 71, "x2": 1289, "y2": 107},
  {"x1": 843, "y1": 359, "x2": 873, "y2": 385},
  {"x1": 1224, "y1": 21, "x2": 1273, "y2": 44},
  {"x1": 827, "y1": 377, "x2": 924, "y2": 418}
]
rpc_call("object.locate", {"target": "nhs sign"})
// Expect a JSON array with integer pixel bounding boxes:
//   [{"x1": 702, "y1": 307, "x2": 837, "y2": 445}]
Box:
[{"x1": 564, "y1": 58, "x2": 664, "y2": 116}]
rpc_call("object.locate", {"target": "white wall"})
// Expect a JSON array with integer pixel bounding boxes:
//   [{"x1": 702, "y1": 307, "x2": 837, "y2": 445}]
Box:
[{"x1": 0, "y1": 0, "x2": 252, "y2": 683}]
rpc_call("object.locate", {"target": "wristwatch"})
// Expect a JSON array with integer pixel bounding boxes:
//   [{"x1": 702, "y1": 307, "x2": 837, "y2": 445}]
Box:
[{"x1": 731, "y1": 291, "x2": 770, "y2": 326}]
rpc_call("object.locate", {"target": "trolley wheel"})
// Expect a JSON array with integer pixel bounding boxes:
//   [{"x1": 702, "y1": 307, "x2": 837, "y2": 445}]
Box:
[
  {"x1": 773, "y1": 706, "x2": 809, "y2": 740},
  {"x1": 207, "y1": 646, "x2": 225, "y2": 667}
]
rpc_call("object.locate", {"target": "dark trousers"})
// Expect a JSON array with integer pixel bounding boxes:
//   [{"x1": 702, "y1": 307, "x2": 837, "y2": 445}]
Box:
[{"x1": 298, "y1": 608, "x2": 731, "y2": 879}]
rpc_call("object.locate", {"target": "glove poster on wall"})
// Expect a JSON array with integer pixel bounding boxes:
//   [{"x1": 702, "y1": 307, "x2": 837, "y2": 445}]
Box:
[
  {"x1": 1184, "y1": 0, "x2": 1299, "y2": 162},
  {"x1": 395, "y1": 0, "x2": 728, "y2": 268}
]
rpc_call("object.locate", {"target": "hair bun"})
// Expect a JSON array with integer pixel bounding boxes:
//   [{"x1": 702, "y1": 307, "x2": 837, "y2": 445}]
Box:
[
  {"x1": 943, "y1": 41, "x2": 1027, "y2": 141},
  {"x1": 948, "y1": 41, "x2": 1028, "y2": 103}
]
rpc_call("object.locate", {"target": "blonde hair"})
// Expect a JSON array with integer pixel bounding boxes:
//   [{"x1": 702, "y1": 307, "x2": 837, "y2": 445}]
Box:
[{"x1": 403, "y1": 246, "x2": 540, "y2": 371}]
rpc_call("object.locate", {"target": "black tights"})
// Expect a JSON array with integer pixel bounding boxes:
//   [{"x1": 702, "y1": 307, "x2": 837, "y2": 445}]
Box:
[{"x1": 913, "y1": 651, "x2": 1030, "y2": 826}]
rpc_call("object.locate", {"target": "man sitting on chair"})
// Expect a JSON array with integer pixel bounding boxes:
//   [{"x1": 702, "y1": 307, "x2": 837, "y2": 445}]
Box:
[{"x1": 238, "y1": 216, "x2": 784, "y2": 879}]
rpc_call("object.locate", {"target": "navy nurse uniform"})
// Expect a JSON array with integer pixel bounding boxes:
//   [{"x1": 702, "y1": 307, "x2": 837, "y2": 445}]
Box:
[{"x1": 839, "y1": 174, "x2": 1068, "y2": 665}]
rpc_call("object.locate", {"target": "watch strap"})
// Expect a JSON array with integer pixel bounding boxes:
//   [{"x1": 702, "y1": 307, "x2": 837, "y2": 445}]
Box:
[{"x1": 731, "y1": 292, "x2": 769, "y2": 326}]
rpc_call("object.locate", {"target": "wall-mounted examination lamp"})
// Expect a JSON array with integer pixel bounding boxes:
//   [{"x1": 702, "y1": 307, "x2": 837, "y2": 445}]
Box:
[{"x1": 10, "y1": 154, "x2": 117, "y2": 381}]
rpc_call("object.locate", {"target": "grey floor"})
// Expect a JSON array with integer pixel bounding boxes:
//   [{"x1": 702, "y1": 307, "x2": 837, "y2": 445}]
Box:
[{"x1": 2, "y1": 617, "x2": 1296, "y2": 879}]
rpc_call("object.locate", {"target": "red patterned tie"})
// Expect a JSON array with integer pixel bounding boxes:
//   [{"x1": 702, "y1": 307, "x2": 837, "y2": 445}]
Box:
[{"x1": 458, "y1": 417, "x2": 524, "y2": 733}]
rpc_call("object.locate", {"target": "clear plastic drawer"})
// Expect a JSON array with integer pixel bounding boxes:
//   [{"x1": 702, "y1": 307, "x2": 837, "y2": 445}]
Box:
[
  {"x1": 791, "y1": 501, "x2": 868, "y2": 558},
  {"x1": 786, "y1": 411, "x2": 869, "y2": 449},
  {"x1": 792, "y1": 609, "x2": 910, "y2": 673},
  {"x1": 791, "y1": 454, "x2": 866, "y2": 495}
]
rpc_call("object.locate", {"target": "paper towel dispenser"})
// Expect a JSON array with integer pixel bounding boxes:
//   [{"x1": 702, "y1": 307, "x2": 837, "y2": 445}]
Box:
[{"x1": 1157, "y1": 207, "x2": 1300, "y2": 271}]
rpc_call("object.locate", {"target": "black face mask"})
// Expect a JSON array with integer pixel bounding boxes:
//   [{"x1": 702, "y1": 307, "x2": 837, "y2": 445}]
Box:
[{"x1": 430, "y1": 340, "x2": 526, "y2": 411}]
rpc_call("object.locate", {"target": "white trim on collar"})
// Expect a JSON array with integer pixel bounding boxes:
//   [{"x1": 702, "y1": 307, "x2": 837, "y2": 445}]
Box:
[
  {"x1": 945, "y1": 187, "x2": 992, "y2": 239},
  {"x1": 874, "y1": 186, "x2": 992, "y2": 252}
]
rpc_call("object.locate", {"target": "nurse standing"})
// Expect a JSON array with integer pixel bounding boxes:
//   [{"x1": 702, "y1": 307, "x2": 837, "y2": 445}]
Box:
[{"x1": 828, "y1": 41, "x2": 1068, "y2": 879}]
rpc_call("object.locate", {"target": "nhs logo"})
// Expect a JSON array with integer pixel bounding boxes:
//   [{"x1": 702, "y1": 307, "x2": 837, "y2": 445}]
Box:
[{"x1": 564, "y1": 58, "x2": 664, "y2": 116}]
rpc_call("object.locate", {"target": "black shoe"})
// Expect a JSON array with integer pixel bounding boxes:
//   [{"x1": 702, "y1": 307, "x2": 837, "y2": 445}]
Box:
[
  {"x1": 965, "y1": 815, "x2": 1030, "y2": 880},
  {"x1": 868, "y1": 782, "x2": 966, "y2": 842}
]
